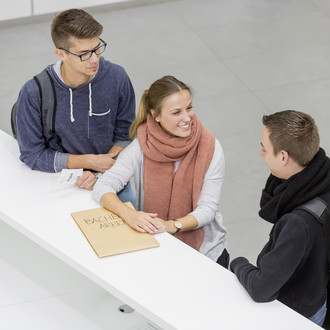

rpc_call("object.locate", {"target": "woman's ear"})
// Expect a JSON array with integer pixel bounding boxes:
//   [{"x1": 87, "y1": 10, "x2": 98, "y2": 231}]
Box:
[{"x1": 150, "y1": 109, "x2": 158, "y2": 122}]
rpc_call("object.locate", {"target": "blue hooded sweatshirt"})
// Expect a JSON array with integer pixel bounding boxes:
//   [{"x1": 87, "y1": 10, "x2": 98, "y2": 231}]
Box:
[{"x1": 16, "y1": 57, "x2": 135, "y2": 172}]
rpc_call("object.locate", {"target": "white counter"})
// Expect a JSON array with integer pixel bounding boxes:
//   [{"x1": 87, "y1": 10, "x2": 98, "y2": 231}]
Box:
[{"x1": 0, "y1": 130, "x2": 320, "y2": 329}]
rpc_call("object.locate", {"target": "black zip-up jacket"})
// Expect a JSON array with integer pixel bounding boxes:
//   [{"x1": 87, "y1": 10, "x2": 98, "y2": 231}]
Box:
[{"x1": 230, "y1": 196, "x2": 329, "y2": 318}]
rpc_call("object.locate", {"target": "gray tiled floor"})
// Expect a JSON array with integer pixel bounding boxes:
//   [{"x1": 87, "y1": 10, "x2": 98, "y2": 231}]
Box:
[{"x1": 2, "y1": 0, "x2": 330, "y2": 327}]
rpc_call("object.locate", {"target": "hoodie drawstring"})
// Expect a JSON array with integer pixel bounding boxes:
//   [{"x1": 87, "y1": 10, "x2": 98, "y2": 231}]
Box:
[
  {"x1": 89, "y1": 83, "x2": 92, "y2": 117},
  {"x1": 69, "y1": 83, "x2": 96, "y2": 122},
  {"x1": 69, "y1": 88, "x2": 74, "y2": 122}
]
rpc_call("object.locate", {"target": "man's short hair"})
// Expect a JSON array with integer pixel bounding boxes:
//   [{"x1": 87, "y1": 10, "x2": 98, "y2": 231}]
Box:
[
  {"x1": 51, "y1": 9, "x2": 103, "y2": 49},
  {"x1": 262, "y1": 110, "x2": 320, "y2": 166}
]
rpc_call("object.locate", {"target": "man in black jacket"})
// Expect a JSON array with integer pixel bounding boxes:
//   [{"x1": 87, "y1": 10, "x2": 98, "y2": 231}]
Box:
[{"x1": 230, "y1": 110, "x2": 330, "y2": 327}]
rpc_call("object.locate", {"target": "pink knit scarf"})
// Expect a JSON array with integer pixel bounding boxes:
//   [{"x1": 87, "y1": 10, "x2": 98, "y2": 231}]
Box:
[{"x1": 137, "y1": 114, "x2": 215, "y2": 251}]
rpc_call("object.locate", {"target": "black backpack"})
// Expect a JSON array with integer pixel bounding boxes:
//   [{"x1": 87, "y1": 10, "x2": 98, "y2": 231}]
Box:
[
  {"x1": 11, "y1": 69, "x2": 65, "y2": 150},
  {"x1": 296, "y1": 197, "x2": 330, "y2": 327},
  {"x1": 296, "y1": 197, "x2": 330, "y2": 267}
]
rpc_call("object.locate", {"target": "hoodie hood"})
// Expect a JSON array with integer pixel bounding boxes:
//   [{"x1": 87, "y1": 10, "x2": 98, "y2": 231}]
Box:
[{"x1": 52, "y1": 59, "x2": 101, "y2": 122}]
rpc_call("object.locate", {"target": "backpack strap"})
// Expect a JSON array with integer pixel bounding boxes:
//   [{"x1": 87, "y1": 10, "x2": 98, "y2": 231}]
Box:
[
  {"x1": 296, "y1": 197, "x2": 330, "y2": 269},
  {"x1": 12, "y1": 69, "x2": 67, "y2": 152},
  {"x1": 33, "y1": 70, "x2": 57, "y2": 147},
  {"x1": 11, "y1": 71, "x2": 53, "y2": 141},
  {"x1": 33, "y1": 70, "x2": 67, "y2": 152},
  {"x1": 11, "y1": 102, "x2": 18, "y2": 139}
]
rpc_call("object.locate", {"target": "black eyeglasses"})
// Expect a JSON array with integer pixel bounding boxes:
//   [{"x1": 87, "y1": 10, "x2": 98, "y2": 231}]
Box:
[{"x1": 60, "y1": 38, "x2": 107, "y2": 61}]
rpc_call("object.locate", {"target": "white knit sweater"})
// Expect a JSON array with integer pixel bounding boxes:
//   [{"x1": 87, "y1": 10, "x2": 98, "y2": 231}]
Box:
[{"x1": 93, "y1": 138, "x2": 227, "y2": 261}]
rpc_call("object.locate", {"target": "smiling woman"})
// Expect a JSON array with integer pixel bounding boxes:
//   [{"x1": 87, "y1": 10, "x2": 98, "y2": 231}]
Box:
[
  {"x1": 93, "y1": 76, "x2": 229, "y2": 268},
  {"x1": 150, "y1": 89, "x2": 194, "y2": 138}
]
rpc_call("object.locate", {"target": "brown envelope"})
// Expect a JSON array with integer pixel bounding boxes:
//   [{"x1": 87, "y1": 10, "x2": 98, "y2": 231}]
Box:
[{"x1": 71, "y1": 202, "x2": 159, "y2": 257}]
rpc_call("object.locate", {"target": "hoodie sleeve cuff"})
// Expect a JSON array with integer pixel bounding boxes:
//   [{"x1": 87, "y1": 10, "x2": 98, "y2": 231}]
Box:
[
  {"x1": 54, "y1": 151, "x2": 69, "y2": 172},
  {"x1": 113, "y1": 140, "x2": 131, "y2": 149}
]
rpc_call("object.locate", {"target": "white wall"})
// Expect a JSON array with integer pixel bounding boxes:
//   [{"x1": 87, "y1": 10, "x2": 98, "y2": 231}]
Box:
[
  {"x1": 0, "y1": 0, "x2": 132, "y2": 21},
  {"x1": 0, "y1": 0, "x2": 31, "y2": 21}
]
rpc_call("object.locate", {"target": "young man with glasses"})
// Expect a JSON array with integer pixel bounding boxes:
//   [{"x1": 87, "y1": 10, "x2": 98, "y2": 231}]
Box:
[{"x1": 15, "y1": 9, "x2": 136, "y2": 202}]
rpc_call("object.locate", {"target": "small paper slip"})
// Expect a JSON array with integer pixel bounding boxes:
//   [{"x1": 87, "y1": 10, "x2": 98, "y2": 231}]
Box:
[
  {"x1": 58, "y1": 169, "x2": 83, "y2": 184},
  {"x1": 71, "y1": 202, "x2": 160, "y2": 257}
]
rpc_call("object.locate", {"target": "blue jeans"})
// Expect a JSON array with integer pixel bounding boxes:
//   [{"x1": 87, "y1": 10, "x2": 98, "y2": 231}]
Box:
[
  {"x1": 309, "y1": 301, "x2": 327, "y2": 327},
  {"x1": 117, "y1": 181, "x2": 136, "y2": 208}
]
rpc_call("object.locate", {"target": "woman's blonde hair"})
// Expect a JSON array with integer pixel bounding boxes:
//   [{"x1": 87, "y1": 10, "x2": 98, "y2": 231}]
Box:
[{"x1": 129, "y1": 76, "x2": 191, "y2": 140}]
